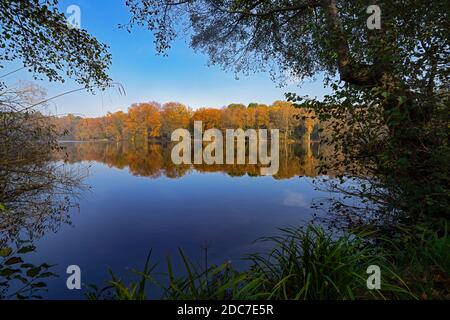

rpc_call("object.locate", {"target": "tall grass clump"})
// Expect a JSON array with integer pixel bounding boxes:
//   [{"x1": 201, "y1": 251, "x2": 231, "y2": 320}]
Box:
[
  {"x1": 87, "y1": 225, "x2": 449, "y2": 300},
  {"x1": 246, "y1": 226, "x2": 409, "y2": 300}
]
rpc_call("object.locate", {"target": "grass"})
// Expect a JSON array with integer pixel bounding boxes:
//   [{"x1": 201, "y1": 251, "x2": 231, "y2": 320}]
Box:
[
  {"x1": 381, "y1": 223, "x2": 450, "y2": 299},
  {"x1": 86, "y1": 224, "x2": 450, "y2": 300}
]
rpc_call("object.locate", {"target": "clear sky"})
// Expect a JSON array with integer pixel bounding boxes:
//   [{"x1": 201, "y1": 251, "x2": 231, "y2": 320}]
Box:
[{"x1": 5, "y1": 0, "x2": 330, "y2": 118}]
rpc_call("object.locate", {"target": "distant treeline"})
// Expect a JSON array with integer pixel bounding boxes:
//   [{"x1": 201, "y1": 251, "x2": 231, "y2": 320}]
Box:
[{"x1": 53, "y1": 101, "x2": 320, "y2": 142}]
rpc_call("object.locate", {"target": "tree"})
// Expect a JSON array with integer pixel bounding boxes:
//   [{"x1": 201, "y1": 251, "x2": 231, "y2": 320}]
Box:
[
  {"x1": 105, "y1": 111, "x2": 127, "y2": 142},
  {"x1": 227, "y1": 103, "x2": 246, "y2": 110},
  {"x1": 0, "y1": 0, "x2": 111, "y2": 88},
  {"x1": 192, "y1": 108, "x2": 223, "y2": 131},
  {"x1": 126, "y1": 102, "x2": 161, "y2": 142},
  {"x1": 53, "y1": 113, "x2": 82, "y2": 140},
  {"x1": 52, "y1": 100, "x2": 318, "y2": 142},
  {"x1": 76, "y1": 118, "x2": 105, "y2": 140},
  {"x1": 271, "y1": 101, "x2": 299, "y2": 141},
  {"x1": 254, "y1": 104, "x2": 270, "y2": 129},
  {"x1": 160, "y1": 102, "x2": 191, "y2": 139}
]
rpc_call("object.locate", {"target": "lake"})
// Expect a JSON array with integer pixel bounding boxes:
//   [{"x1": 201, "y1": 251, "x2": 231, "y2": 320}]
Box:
[{"x1": 22, "y1": 140, "x2": 332, "y2": 299}]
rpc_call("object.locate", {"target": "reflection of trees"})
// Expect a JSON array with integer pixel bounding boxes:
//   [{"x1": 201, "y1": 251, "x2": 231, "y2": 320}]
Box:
[
  {"x1": 0, "y1": 83, "x2": 84, "y2": 245},
  {"x1": 0, "y1": 162, "x2": 83, "y2": 243},
  {"x1": 1, "y1": 83, "x2": 85, "y2": 299},
  {"x1": 58, "y1": 140, "x2": 334, "y2": 180}
]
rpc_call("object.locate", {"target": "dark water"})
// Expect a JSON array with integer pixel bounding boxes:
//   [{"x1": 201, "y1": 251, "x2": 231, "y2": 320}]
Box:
[{"x1": 22, "y1": 141, "x2": 331, "y2": 299}]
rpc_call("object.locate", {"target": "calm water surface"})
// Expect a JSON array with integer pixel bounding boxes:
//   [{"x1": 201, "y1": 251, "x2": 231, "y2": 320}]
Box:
[{"x1": 26, "y1": 141, "x2": 331, "y2": 299}]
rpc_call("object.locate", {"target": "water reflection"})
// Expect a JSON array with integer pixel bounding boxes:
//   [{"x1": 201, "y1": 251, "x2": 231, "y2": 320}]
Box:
[
  {"x1": 58, "y1": 140, "x2": 325, "y2": 179},
  {"x1": 1, "y1": 140, "x2": 335, "y2": 299},
  {"x1": 1, "y1": 152, "x2": 84, "y2": 299}
]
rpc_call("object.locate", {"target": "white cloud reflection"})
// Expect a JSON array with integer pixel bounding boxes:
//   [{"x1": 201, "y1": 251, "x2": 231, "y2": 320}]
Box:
[{"x1": 283, "y1": 191, "x2": 309, "y2": 208}]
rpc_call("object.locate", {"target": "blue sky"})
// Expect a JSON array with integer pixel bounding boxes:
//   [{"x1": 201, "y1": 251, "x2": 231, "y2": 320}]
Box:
[{"x1": 6, "y1": 0, "x2": 330, "y2": 117}]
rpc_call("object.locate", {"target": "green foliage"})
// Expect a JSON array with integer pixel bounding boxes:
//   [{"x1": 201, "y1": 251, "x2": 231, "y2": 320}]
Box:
[
  {"x1": 124, "y1": 1, "x2": 448, "y2": 89},
  {"x1": 246, "y1": 225, "x2": 413, "y2": 300},
  {"x1": 381, "y1": 222, "x2": 450, "y2": 299},
  {"x1": 227, "y1": 103, "x2": 246, "y2": 110},
  {"x1": 0, "y1": 240, "x2": 57, "y2": 300},
  {"x1": 0, "y1": 0, "x2": 111, "y2": 88},
  {"x1": 289, "y1": 78, "x2": 449, "y2": 225}
]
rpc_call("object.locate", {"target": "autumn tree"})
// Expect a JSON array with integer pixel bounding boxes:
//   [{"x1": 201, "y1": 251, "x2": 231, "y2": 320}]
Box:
[
  {"x1": 271, "y1": 101, "x2": 300, "y2": 141},
  {"x1": 227, "y1": 103, "x2": 246, "y2": 110},
  {"x1": 52, "y1": 100, "x2": 314, "y2": 142},
  {"x1": 222, "y1": 104, "x2": 247, "y2": 129},
  {"x1": 192, "y1": 108, "x2": 223, "y2": 131},
  {"x1": 126, "y1": 102, "x2": 161, "y2": 142},
  {"x1": 254, "y1": 104, "x2": 270, "y2": 129},
  {"x1": 160, "y1": 102, "x2": 191, "y2": 139},
  {"x1": 76, "y1": 118, "x2": 105, "y2": 140},
  {"x1": 105, "y1": 111, "x2": 127, "y2": 142},
  {"x1": 52, "y1": 113, "x2": 82, "y2": 140}
]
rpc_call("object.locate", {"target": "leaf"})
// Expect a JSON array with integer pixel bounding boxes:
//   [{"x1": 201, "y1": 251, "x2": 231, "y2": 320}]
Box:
[
  {"x1": 0, "y1": 268, "x2": 20, "y2": 277},
  {"x1": 27, "y1": 267, "x2": 41, "y2": 277},
  {"x1": 0, "y1": 247, "x2": 12, "y2": 257},
  {"x1": 397, "y1": 95, "x2": 407, "y2": 105},
  {"x1": 0, "y1": 203, "x2": 7, "y2": 212},
  {"x1": 17, "y1": 246, "x2": 36, "y2": 254},
  {"x1": 38, "y1": 272, "x2": 56, "y2": 278},
  {"x1": 13, "y1": 274, "x2": 29, "y2": 284},
  {"x1": 5, "y1": 257, "x2": 23, "y2": 265}
]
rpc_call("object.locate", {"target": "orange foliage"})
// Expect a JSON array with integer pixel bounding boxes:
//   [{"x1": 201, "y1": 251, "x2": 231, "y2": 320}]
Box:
[{"x1": 54, "y1": 101, "x2": 318, "y2": 142}]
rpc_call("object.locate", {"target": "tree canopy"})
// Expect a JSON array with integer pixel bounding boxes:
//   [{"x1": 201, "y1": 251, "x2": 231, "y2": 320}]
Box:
[
  {"x1": 0, "y1": 0, "x2": 111, "y2": 88},
  {"x1": 124, "y1": 0, "x2": 448, "y2": 92},
  {"x1": 53, "y1": 101, "x2": 318, "y2": 142}
]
